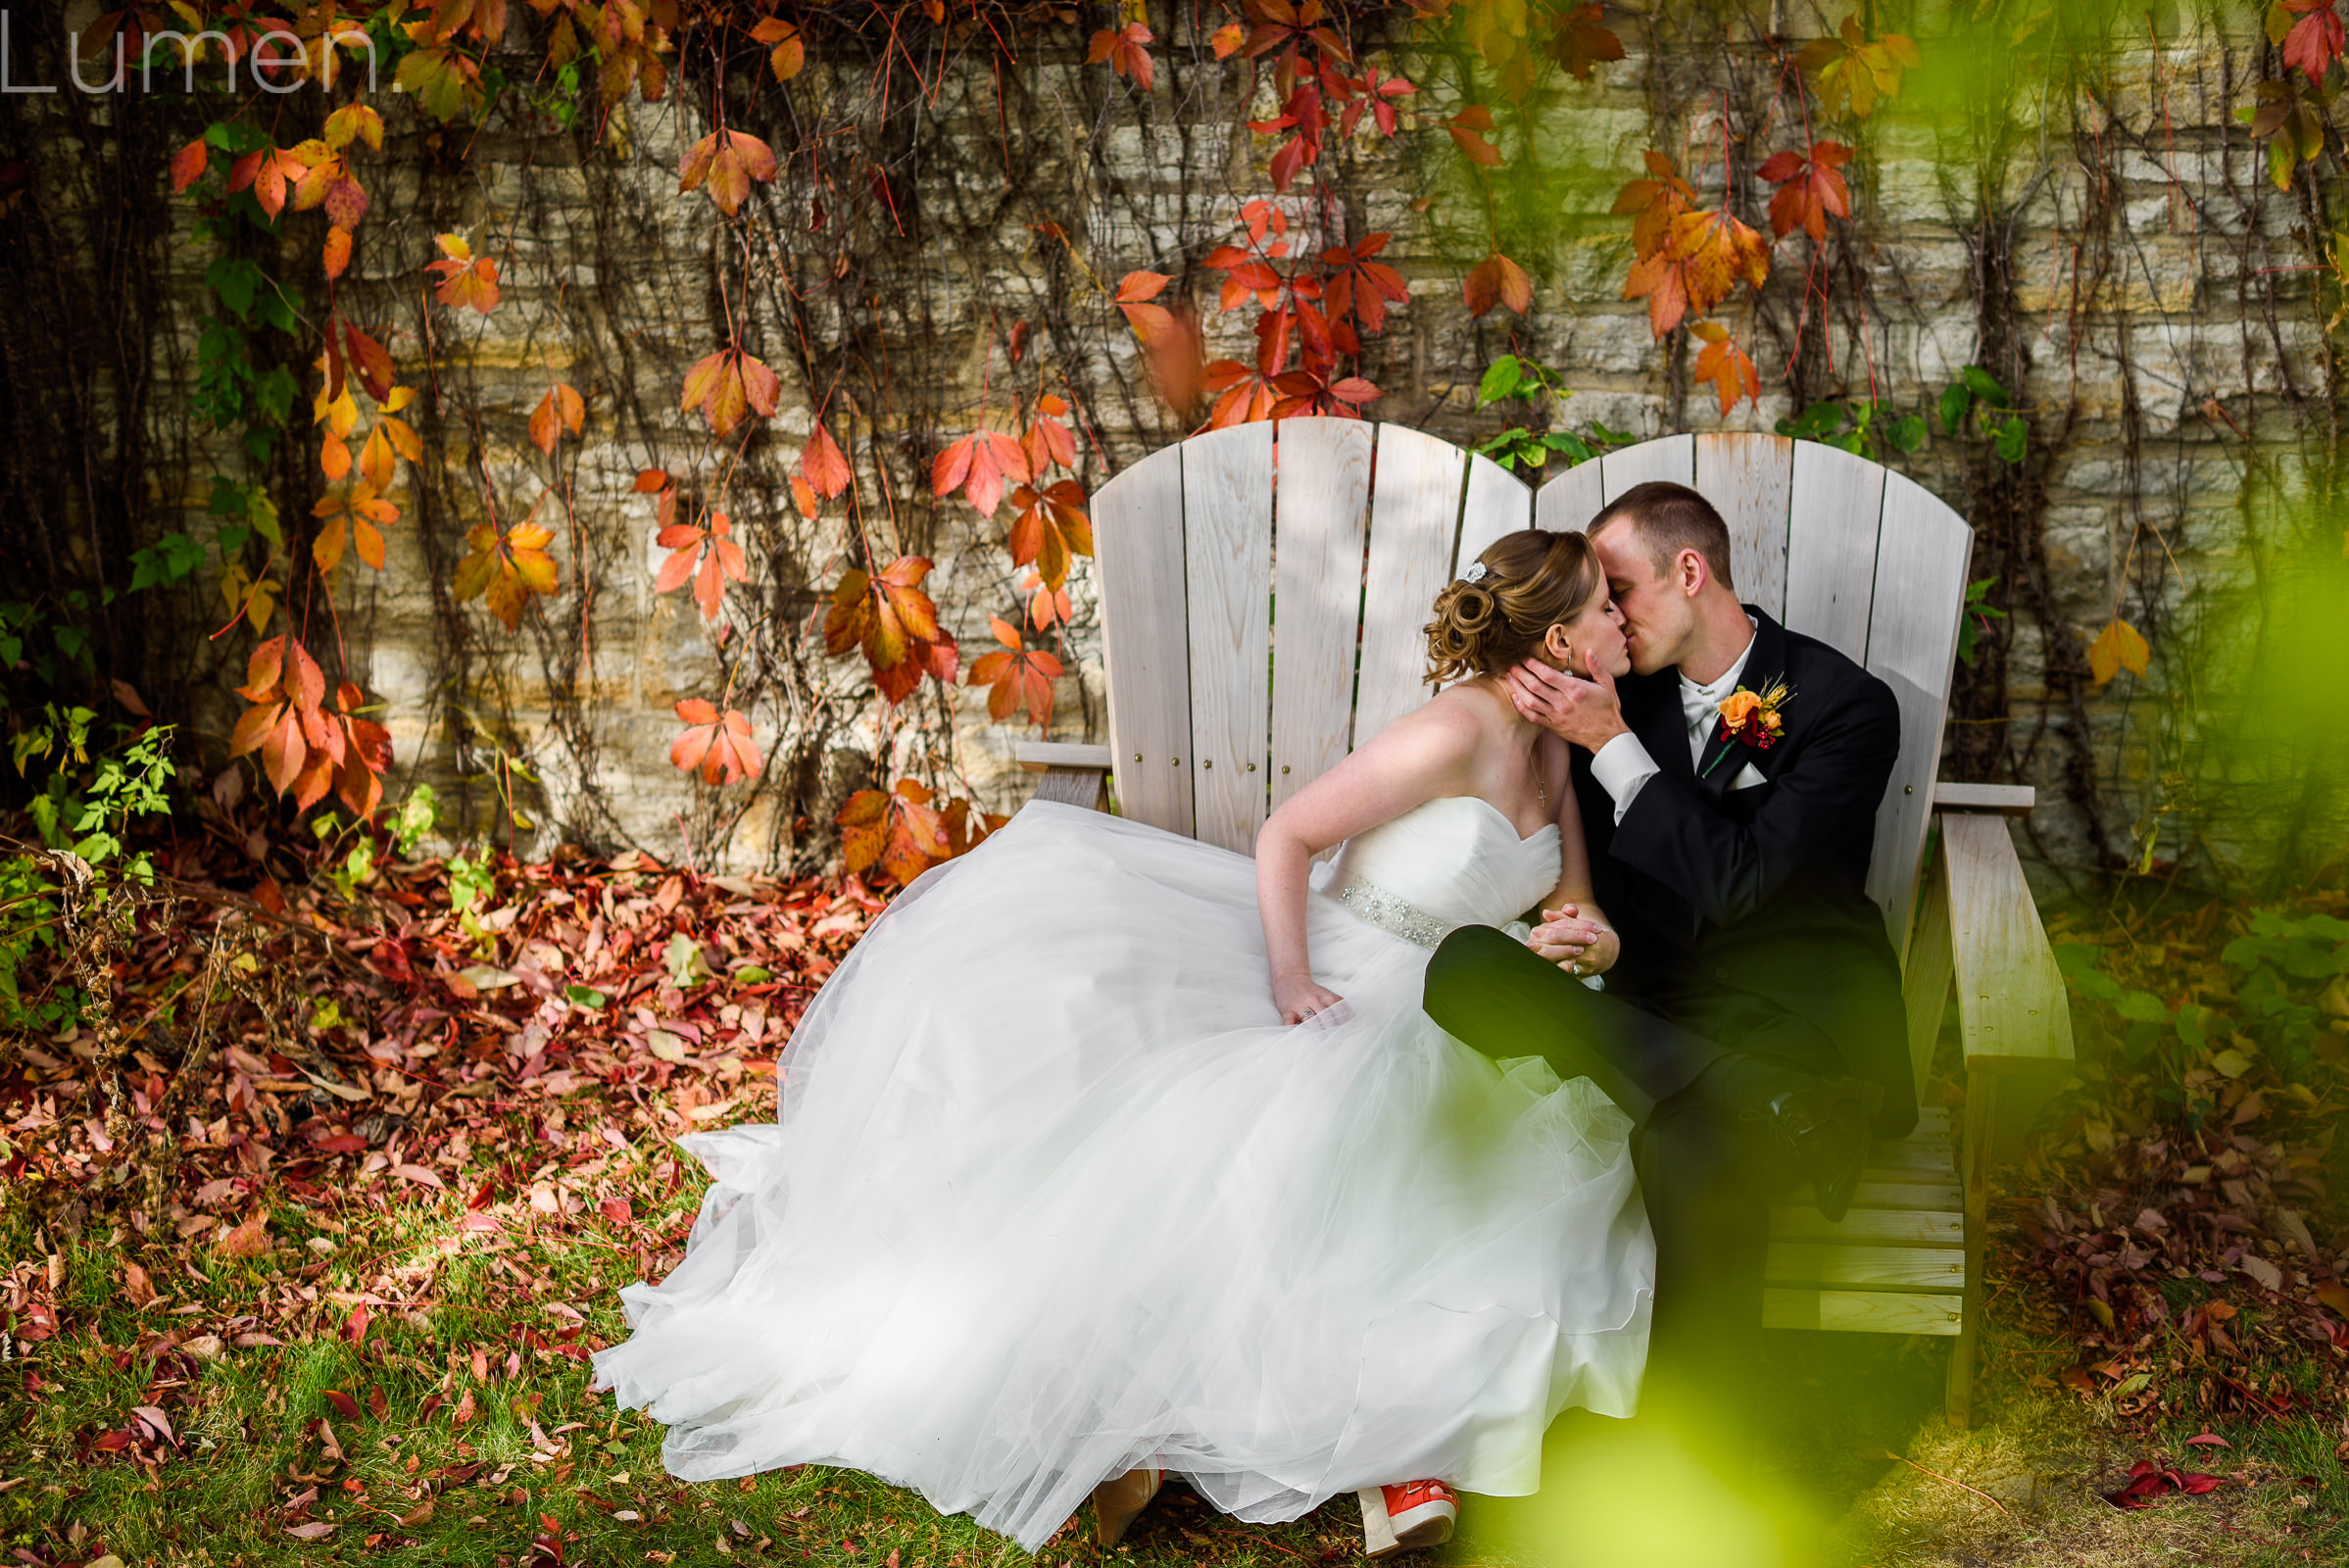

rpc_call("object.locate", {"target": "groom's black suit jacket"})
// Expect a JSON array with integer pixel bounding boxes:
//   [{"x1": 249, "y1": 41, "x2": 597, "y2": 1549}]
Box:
[{"x1": 1569, "y1": 606, "x2": 1917, "y2": 1138}]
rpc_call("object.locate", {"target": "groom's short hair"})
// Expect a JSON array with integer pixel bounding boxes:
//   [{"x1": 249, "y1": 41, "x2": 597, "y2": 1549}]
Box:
[{"x1": 1590, "y1": 481, "x2": 1736, "y2": 592}]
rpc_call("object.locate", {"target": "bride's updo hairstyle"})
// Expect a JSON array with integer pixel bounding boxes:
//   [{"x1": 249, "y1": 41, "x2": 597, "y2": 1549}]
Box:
[{"x1": 1423, "y1": 528, "x2": 1603, "y2": 686}]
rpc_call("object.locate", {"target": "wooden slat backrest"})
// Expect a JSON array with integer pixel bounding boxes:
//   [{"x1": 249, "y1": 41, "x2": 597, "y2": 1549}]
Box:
[
  {"x1": 1351, "y1": 426, "x2": 1468, "y2": 748},
  {"x1": 1094, "y1": 441, "x2": 1193, "y2": 837},
  {"x1": 1863, "y1": 472, "x2": 1974, "y2": 950},
  {"x1": 1455, "y1": 451, "x2": 1535, "y2": 567},
  {"x1": 1181, "y1": 424, "x2": 1276, "y2": 854},
  {"x1": 1089, "y1": 426, "x2": 1970, "y2": 968},
  {"x1": 1269, "y1": 419, "x2": 1374, "y2": 814}
]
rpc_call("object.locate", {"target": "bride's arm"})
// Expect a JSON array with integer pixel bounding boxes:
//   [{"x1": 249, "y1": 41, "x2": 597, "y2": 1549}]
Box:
[
  {"x1": 1524, "y1": 734, "x2": 1621, "y2": 976},
  {"x1": 1255, "y1": 702, "x2": 1483, "y2": 1024}
]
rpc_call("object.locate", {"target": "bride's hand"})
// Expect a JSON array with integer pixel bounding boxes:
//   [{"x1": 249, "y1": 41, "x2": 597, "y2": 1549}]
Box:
[
  {"x1": 1273, "y1": 972, "x2": 1346, "y2": 1026},
  {"x1": 1526, "y1": 905, "x2": 1618, "y2": 977}
]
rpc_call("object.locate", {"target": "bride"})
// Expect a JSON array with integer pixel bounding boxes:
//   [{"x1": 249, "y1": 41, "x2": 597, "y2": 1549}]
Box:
[{"x1": 592, "y1": 527, "x2": 1656, "y2": 1556}]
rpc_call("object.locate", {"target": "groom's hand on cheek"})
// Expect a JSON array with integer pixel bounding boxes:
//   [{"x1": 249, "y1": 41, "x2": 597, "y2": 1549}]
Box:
[{"x1": 1504, "y1": 656, "x2": 1629, "y2": 752}]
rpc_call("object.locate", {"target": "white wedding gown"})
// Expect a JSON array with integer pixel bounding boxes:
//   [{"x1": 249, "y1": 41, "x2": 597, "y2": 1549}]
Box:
[{"x1": 593, "y1": 795, "x2": 1654, "y2": 1548}]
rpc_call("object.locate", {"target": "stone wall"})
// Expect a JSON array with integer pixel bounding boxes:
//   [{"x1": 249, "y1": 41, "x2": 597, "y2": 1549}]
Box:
[{"x1": 7, "y1": 2, "x2": 2337, "y2": 886}]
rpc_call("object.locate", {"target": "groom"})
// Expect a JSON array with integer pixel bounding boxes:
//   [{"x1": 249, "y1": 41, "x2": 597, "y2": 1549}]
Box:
[{"x1": 1421, "y1": 480, "x2": 1915, "y2": 1432}]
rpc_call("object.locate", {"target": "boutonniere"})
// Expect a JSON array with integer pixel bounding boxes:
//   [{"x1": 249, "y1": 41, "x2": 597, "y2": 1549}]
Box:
[{"x1": 1701, "y1": 677, "x2": 1793, "y2": 777}]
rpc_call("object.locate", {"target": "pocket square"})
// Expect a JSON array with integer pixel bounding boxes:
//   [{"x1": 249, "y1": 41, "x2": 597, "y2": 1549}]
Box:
[{"x1": 1728, "y1": 762, "x2": 1769, "y2": 791}]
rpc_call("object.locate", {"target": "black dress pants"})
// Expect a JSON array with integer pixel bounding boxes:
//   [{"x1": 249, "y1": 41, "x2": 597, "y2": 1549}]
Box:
[{"x1": 1420, "y1": 925, "x2": 1843, "y2": 1437}]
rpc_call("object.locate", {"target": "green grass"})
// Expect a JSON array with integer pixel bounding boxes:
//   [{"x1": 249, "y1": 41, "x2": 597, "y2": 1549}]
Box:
[{"x1": 6, "y1": 1156, "x2": 2344, "y2": 1568}]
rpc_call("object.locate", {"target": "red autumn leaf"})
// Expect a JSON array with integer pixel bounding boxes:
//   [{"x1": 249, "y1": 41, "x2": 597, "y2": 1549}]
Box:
[
  {"x1": 967, "y1": 616, "x2": 1064, "y2": 728},
  {"x1": 1021, "y1": 567, "x2": 1074, "y2": 631},
  {"x1": 1689, "y1": 320, "x2": 1760, "y2": 415},
  {"x1": 425, "y1": 233, "x2": 500, "y2": 314},
  {"x1": 1322, "y1": 231, "x2": 1410, "y2": 334},
  {"x1": 633, "y1": 468, "x2": 669, "y2": 493},
  {"x1": 324, "y1": 1389, "x2": 364, "y2": 1421},
  {"x1": 1087, "y1": 22, "x2": 1155, "y2": 90},
  {"x1": 802, "y1": 422, "x2": 852, "y2": 499},
  {"x1": 1023, "y1": 394, "x2": 1078, "y2": 475},
  {"x1": 1756, "y1": 139, "x2": 1853, "y2": 240},
  {"x1": 1611, "y1": 149, "x2": 1698, "y2": 261},
  {"x1": 655, "y1": 510, "x2": 750, "y2": 621},
  {"x1": 2283, "y1": 0, "x2": 2348, "y2": 81},
  {"x1": 1548, "y1": 4, "x2": 1626, "y2": 79},
  {"x1": 1200, "y1": 358, "x2": 1281, "y2": 428},
  {"x1": 171, "y1": 137, "x2": 208, "y2": 192},
  {"x1": 931, "y1": 428, "x2": 1031, "y2": 518},
  {"x1": 529, "y1": 381, "x2": 586, "y2": 455},
  {"x1": 837, "y1": 778, "x2": 952, "y2": 885},
  {"x1": 1005, "y1": 480, "x2": 1094, "y2": 589},
  {"x1": 1446, "y1": 106, "x2": 1503, "y2": 167},
  {"x1": 1210, "y1": 22, "x2": 1246, "y2": 58},
  {"x1": 344, "y1": 321, "x2": 395, "y2": 402},
  {"x1": 668, "y1": 699, "x2": 763, "y2": 786},
  {"x1": 1116, "y1": 270, "x2": 1184, "y2": 350},
  {"x1": 1341, "y1": 68, "x2": 1417, "y2": 138},
  {"x1": 321, "y1": 225, "x2": 353, "y2": 281},
  {"x1": 1463, "y1": 251, "x2": 1533, "y2": 318},
  {"x1": 790, "y1": 474, "x2": 820, "y2": 518},
  {"x1": 680, "y1": 348, "x2": 782, "y2": 438},
  {"x1": 823, "y1": 556, "x2": 948, "y2": 700},
  {"x1": 677, "y1": 127, "x2": 778, "y2": 216}
]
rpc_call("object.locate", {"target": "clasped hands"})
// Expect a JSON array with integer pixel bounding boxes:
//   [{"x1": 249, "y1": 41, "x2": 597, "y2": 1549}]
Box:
[{"x1": 1524, "y1": 905, "x2": 1616, "y2": 977}]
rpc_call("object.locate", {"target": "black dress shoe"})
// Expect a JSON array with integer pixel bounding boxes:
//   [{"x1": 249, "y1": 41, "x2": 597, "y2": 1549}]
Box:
[{"x1": 1762, "y1": 1078, "x2": 1882, "y2": 1222}]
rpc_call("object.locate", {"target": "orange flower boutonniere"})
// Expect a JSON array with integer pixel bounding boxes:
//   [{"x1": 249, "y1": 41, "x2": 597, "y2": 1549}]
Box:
[{"x1": 1703, "y1": 677, "x2": 1793, "y2": 776}]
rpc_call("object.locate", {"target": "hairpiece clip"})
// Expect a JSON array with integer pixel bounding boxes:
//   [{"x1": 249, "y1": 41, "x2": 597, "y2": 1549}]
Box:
[{"x1": 1462, "y1": 562, "x2": 1489, "y2": 584}]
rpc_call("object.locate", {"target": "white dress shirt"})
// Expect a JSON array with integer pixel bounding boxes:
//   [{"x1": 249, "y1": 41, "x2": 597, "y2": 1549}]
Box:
[{"x1": 1588, "y1": 615, "x2": 1759, "y2": 823}]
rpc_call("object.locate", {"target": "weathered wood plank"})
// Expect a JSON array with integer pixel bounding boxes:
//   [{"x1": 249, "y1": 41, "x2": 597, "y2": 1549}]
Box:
[
  {"x1": 1864, "y1": 1135, "x2": 1960, "y2": 1180},
  {"x1": 1030, "y1": 767, "x2": 1107, "y2": 810},
  {"x1": 1768, "y1": 1206, "x2": 1966, "y2": 1247},
  {"x1": 1092, "y1": 442, "x2": 1193, "y2": 836},
  {"x1": 1455, "y1": 451, "x2": 1534, "y2": 571},
  {"x1": 1934, "y1": 782, "x2": 2035, "y2": 814},
  {"x1": 1352, "y1": 426, "x2": 1466, "y2": 749},
  {"x1": 1534, "y1": 458, "x2": 1604, "y2": 534},
  {"x1": 1598, "y1": 433, "x2": 1694, "y2": 500},
  {"x1": 1846, "y1": 1178, "x2": 1966, "y2": 1211},
  {"x1": 1945, "y1": 813, "x2": 2076, "y2": 1074},
  {"x1": 1782, "y1": 441, "x2": 1886, "y2": 661},
  {"x1": 1902, "y1": 843, "x2": 1956, "y2": 1107},
  {"x1": 1864, "y1": 470, "x2": 1975, "y2": 948},
  {"x1": 1014, "y1": 741, "x2": 1114, "y2": 771},
  {"x1": 1694, "y1": 433, "x2": 1793, "y2": 618},
  {"x1": 1763, "y1": 1289, "x2": 1966, "y2": 1336},
  {"x1": 1765, "y1": 1243, "x2": 1968, "y2": 1292},
  {"x1": 1270, "y1": 418, "x2": 1374, "y2": 808},
  {"x1": 1181, "y1": 423, "x2": 1276, "y2": 854}
]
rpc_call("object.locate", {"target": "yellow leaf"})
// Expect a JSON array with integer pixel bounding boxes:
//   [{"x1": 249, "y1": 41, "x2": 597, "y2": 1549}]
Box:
[{"x1": 2088, "y1": 617, "x2": 2149, "y2": 685}]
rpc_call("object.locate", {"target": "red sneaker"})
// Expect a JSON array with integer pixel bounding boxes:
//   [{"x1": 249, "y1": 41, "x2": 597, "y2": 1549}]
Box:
[{"x1": 1358, "y1": 1479, "x2": 1457, "y2": 1557}]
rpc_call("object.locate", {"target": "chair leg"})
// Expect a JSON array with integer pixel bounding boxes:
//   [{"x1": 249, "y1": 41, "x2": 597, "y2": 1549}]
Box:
[{"x1": 1946, "y1": 1072, "x2": 1997, "y2": 1427}]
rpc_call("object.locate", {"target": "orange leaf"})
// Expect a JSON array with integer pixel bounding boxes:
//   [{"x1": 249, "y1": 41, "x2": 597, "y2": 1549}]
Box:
[
  {"x1": 680, "y1": 349, "x2": 781, "y2": 439},
  {"x1": 1690, "y1": 322, "x2": 1760, "y2": 415},
  {"x1": 1005, "y1": 480, "x2": 1095, "y2": 590},
  {"x1": 1463, "y1": 252, "x2": 1533, "y2": 318},
  {"x1": 678, "y1": 127, "x2": 778, "y2": 217},
  {"x1": 2088, "y1": 617, "x2": 2150, "y2": 685},
  {"x1": 1087, "y1": 23, "x2": 1156, "y2": 90},
  {"x1": 425, "y1": 233, "x2": 500, "y2": 314},
  {"x1": 837, "y1": 781, "x2": 951, "y2": 886},
  {"x1": 801, "y1": 423, "x2": 852, "y2": 499},
  {"x1": 668, "y1": 700, "x2": 762, "y2": 785},
  {"x1": 171, "y1": 138, "x2": 208, "y2": 192},
  {"x1": 529, "y1": 382, "x2": 586, "y2": 455}
]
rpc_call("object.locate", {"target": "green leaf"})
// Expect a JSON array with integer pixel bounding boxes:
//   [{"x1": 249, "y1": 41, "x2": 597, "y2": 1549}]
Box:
[
  {"x1": 1938, "y1": 380, "x2": 1971, "y2": 435},
  {"x1": 1478, "y1": 355, "x2": 1524, "y2": 406},
  {"x1": 2116, "y1": 991, "x2": 2170, "y2": 1024},
  {"x1": 1960, "y1": 365, "x2": 2010, "y2": 406},
  {"x1": 732, "y1": 965, "x2": 772, "y2": 985},
  {"x1": 1889, "y1": 415, "x2": 1927, "y2": 454},
  {"x1": 2211, "y1": 1047, "x2": 2254, "y2": 1079},
  {"x1": 564, "y1": 983, "x2": 608, "y2": 1009},
  {"x1": 664, "y1": 933, "x2": 710, "y2": 988},
  {"x1": 1992, "y1": 416, "x2": 2029, "y2": 464}
]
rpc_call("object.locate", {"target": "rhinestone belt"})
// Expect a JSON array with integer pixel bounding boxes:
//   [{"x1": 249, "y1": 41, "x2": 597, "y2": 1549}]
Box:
[{"x1": 1325, "y1": 871, "x2": 1457, "y2": 950}]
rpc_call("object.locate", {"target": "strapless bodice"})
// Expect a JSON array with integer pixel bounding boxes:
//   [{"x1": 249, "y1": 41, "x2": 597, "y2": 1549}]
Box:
[{"x1": 1318, "y1": 796, "x2": 1561, "y2": 942}]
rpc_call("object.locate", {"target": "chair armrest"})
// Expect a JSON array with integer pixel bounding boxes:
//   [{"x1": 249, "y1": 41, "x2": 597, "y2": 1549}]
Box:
[
  {"x1": 1939, "y1": 812, "x2": 2073, "y2": 1075},
  {"x1": 1014, "y1": 741, "x2": 1113, "y2": 773},
  {"x1": 1014, "y1": 742, "x2": 1112, "y2": 811},
  {"x1": 1933, "y1": 782, "x2": 2035, "y2": 815}
]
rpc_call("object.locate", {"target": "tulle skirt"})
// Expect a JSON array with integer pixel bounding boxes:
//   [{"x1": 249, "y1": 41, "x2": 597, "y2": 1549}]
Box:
[{"x1": 592, "y1": 803, "x2": 1653, "y2": 1548}]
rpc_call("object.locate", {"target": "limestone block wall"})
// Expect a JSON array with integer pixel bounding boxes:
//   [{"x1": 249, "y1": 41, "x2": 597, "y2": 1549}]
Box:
[{"x1": 5, "y1": 2, "x2": 2336, "y2": 886}]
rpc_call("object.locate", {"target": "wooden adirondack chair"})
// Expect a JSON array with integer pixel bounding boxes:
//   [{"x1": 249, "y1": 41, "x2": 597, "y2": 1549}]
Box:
[{"x1": 1012, "y1": 420, "x2": 2073, "y2": 1423}]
